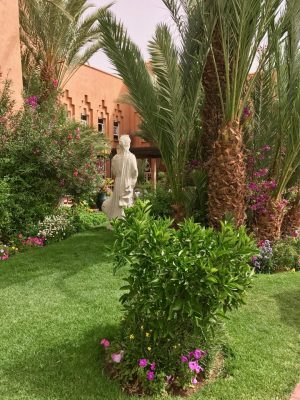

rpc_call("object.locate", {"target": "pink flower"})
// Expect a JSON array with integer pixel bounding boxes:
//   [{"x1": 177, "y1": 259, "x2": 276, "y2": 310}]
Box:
[
  {"x1": 181, "y1": 355, "x2": 188, "y2": 363},
  {"x1": 73, "y1": 170, "x2": 79, "y2": 177},
  {"x1": 291, "y1": 230, "x2": 299, "y2": 238},
  {"x1": 146, "y1": 371, "x2": 155, "y2": 381},
  {"x1": 100, "y1": 339, "x2": 110, "y2": 348},
  {"x1": 1, "y1": 253, "x2": 9, "y2": 261},
  {"x1": 52, "y1": 79, "x2": 59, "y2": 88},
  {"x1": 111, "y1": 351, "x2": 124, "y2": 363},
  {"x1": 166, "y1": 375, "x2": 173, "y2": 383},
  {"x1": 248, "y1": 182, "x2": 259, "y2": 191},
  {"x1": 25, "y1": 95, "x2": 38, "y2": 109},
  {"x1": 138, "y1": 358, "x2": 148, "y2": 368},
  {"x1": 194, "y1": 349, "x2": 205, "y2": 360},
  {"x1": 188, "y1": 361, "x2": 198, "y2": 371},
  {"x1": 262, "y1": 145, "x2": 271, "y2": 152},
  {"x1": 67, "y1": 134, "x2": 73, "y2": 140},
  {"x1": 150, "y1": 362, "x2": 156, "y2": 371},
  {"x1": 191, "y1": 377, "x2": 198, "y2": 385}
]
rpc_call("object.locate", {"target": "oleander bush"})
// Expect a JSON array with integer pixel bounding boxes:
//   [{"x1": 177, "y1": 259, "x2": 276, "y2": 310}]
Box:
[
  {"x1": 0, "y1": 81, "x2": 107, "y2": 240},
  {"x1": 102, "y1": 200, "x2": 257, "y2": 396}
]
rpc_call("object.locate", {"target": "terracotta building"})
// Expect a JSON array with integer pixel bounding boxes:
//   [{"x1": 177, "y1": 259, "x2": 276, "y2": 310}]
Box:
[
  {"x1": 0, "y1": 0, "x2": 23, "y2": 107},
  {"x1": 0, "y1": 0, "x2": 159, "y2": 182},
  {"x1": 63, "y1": 65, "x2": 159, "y2": 182}
]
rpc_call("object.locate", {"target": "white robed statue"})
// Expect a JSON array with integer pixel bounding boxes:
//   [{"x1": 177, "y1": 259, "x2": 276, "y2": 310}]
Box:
[{"x1": 102, "y1": 135, "x2": 138, "y2": 222}]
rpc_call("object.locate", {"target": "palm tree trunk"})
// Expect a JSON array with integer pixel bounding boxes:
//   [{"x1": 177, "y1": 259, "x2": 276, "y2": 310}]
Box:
[
  {"x1": 252, "y1": 198, "x2": 286, "y2": 240},
  {"x1": 281, "y1": 199, "x2": 300, "y2": 236},
  {"x1": 202, "y1": 27, "x2": 225, "y2": 163},
  {"x1": 207, "y1": 121, "x2": 246, "y2": 228}
]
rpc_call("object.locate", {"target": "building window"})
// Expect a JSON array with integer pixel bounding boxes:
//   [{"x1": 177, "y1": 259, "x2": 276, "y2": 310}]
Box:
[
  {"x1": 98, "y1": 118, "x2": 105, "y2": 134},
  {"x1": 113, "y1": 121, "x2": 120, "y2": 141},
  {"x1": 81, "y1": 114, "x2": 88, "y2": 126}
]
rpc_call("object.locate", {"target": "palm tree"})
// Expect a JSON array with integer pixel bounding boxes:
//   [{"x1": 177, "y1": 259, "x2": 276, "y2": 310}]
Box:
[
  {"x1": 96, "y1": 4, "x2": 215, "y2": 221},
  {"x1": 204, "y1": 0, "x2": 283, "y2": 228},
  {"x1": 19, "y1": 0, "x2": 110, "y2": 100},
  {"x1": 248, "y1": 1, "x2": 300, "y2": 239}
]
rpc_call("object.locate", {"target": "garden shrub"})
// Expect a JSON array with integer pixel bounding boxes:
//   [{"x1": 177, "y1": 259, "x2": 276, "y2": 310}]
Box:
[
  {"x1": 104, "y1": 200, "x2": 257, "y2": 395},
  {"x1": 272, "y1": 238, "x2": 300, "y2": 272},
  {"x1": 71, "y1": 203, "x2": 108, "y2": 231},
  {"x1": 0, "y1": 81, "x2": 107, "y2": 239},
  {"x1": 37, "y1": 213, "x2": 76, "y2": 242},
  {"x1": 252, "y1": 237, "x2": 300, "y2": 273},
  {"x1": 0, "y1": 179, "x2": 11, "y2": 240},
  {"x1": 138, "y1": 182, "x2": 173, "y2": 218}
]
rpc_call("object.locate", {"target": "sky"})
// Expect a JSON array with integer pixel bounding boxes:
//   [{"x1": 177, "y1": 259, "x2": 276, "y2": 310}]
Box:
[
  {"x1": 87, "y1": 0, "x2": 261, "y2": 74},
  {"x1": 88, "y1": 0, "x2": 173, "y2": 73}
]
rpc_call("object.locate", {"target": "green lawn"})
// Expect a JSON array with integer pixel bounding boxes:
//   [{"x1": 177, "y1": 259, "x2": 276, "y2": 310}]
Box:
[{"x1": 0, "y1": 230, "x2": 299, "y2": 400}]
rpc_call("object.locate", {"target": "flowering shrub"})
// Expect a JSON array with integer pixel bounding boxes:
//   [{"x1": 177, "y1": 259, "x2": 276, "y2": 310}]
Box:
[
  {"x1": 37, "y1": 213, "x2": 75, "y2": 242},
  {"x1": 246, "y1": 145, "x2": 278, "y2": 214},
  {"x1": 23, "y1": 236, "x2": 46, "y2": 247},
  {"x1": 0, "y1": 81, "x2": 108, "y2": 239},
  {"x1": 103, "y1": 200, "x2": 257, "y2": 395},
  {"x1": 251, "y1": 240, "x2": 273, "y2": 273},
  {"x1": 0, "y1": 242, "x2": 19, "y2": 261},
  {"x1": 251, "y1": 236, "x2": 300, "y2": 273}
]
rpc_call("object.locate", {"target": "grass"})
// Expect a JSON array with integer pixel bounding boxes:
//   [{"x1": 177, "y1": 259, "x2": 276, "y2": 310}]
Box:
[{"x1": 0, "y1": 229, "x2": 299, "y2": 400}]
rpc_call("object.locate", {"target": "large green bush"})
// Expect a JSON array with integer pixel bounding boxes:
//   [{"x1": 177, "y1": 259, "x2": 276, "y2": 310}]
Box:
[
  {"x1": 106, "y1": 200, "x2": 257, "y2": 395},
  {"x1": 0, "y1": 81, "x2": 107, "y2": 239},
  {"x1": 0, "y1": 179, "x2": 11, "y2": 240}
]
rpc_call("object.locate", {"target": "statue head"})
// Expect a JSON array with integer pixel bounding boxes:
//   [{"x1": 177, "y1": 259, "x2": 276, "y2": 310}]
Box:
[{"x1": 119, "y1": 135, "x2": 131, "y2": 151}]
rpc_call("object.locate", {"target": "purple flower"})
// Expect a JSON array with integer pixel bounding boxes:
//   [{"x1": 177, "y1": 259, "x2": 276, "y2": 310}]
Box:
[
  {"x1": 194, "y1": 349, "x2": 205, "y2": 360},
  {"x1": 150, "y1": 362, "x2": 156, "y2": 371},
  {"x1": 146, "y1": 371, "x2": 155, "y2": 381},
  {"x1": 181, "y1": 355, "x2": 188, "y2": 363},
  {"x1": 111, "y1": 351, "x2": 124, "y2": 363},
  {"x1": 243, "y1": 107, "x2": 251, "y2": 117},
  {"x1": 139, "y1": 358, "x2": 148, "y2": 368},
  {"x1": 191, "y1": 377, "x2": 198, "y2": 385}
]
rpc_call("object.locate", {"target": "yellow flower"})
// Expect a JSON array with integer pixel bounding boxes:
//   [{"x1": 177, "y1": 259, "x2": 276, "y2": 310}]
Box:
[
  {"x1": 147, "y1": 346, "x2": 151, "y2": 351},
  {"x1": 140, "y1": 325, "x2": 144, "y2": 331},
  {"x1": 145, "y1": 332, "x2": 150, "y2": 337},
  {"x1": 173, "y1": 345, "x2": 177, "y2": 349},
  {"x1": 129, "y1": 334, "x2": 135, "y2": 340}
]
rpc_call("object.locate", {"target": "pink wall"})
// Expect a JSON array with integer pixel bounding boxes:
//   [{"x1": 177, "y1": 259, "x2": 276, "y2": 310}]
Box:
[{"x1": 0, "y1": 0, "x2": 23, "y2": 107}]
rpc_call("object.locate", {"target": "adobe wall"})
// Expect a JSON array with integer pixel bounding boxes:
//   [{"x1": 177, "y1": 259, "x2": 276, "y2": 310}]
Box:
[
  {"x1": 62, "y1": 65, "x2": 149, "y2": 150},
  {"x1": 0, "y1": 0, "x2": 23, "y2": 107}
]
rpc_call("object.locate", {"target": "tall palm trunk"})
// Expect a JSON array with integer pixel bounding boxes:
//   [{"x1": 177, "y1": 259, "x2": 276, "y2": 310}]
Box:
[
  {"x1": 281, "y1": 197, "x2": 300, "y2": 236},
  {"x1": 202, "y1": 27, "x2": 225, "y2": 163},
  {"x1": 207, "y1": 121, "x2": 246, "y2": 228}
]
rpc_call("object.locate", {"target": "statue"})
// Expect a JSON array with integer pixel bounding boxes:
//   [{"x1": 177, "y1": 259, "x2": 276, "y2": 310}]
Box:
[{"x1": 102, "y1": 135, "x2": 138, "y2": 222}]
